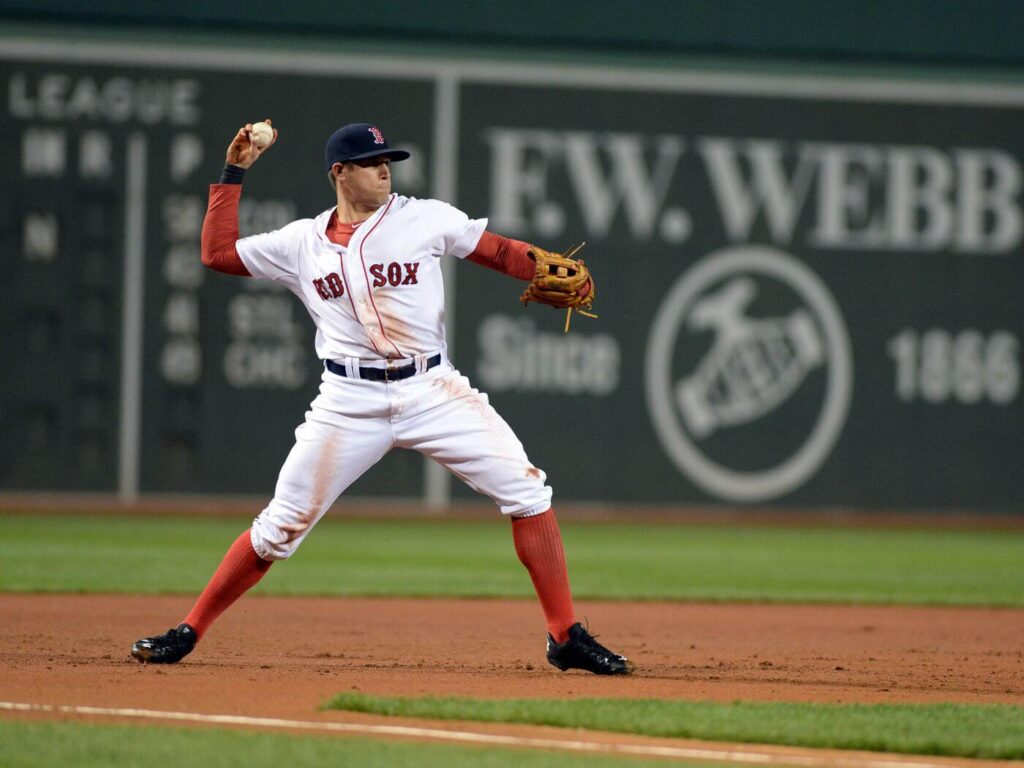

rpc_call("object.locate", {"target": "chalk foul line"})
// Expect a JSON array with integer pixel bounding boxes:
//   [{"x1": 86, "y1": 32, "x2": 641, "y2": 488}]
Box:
[{"x1": 0, "y1": 701, "x2": 978, "y2": 768}]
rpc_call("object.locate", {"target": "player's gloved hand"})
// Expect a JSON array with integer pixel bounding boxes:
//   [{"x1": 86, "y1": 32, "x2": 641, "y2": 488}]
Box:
[
  {"x1": 226, "y1": 118, "x2": 277, "y2": 169},
  {"x1": 520, "y1": 243, "x2": 597, "y2": 332}
]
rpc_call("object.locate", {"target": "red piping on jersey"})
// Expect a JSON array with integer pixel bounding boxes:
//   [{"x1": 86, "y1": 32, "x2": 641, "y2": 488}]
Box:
[
  {"x1": 356, "y1": 195, "x2": 404, "y2": 359},
  {"x1": 337, "y1": 242, "x2": 385, "y2": 357}
]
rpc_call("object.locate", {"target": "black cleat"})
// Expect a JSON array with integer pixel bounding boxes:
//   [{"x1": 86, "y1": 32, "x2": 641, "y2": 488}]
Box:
[
  {"x1": 131, "y1": 623, "x2": 198, "y2": 664},
  {"x1": 546, "y1": 622, "x2": 633, "y2": 675}
]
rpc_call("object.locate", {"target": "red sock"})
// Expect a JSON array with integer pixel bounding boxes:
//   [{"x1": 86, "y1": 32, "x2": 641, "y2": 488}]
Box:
[
  {"x1": 183, "y1": 530, "x2": 272, "y2": 639},
  {"x1": 512, "y1": 508, "x2": 576, "y2": 643}
]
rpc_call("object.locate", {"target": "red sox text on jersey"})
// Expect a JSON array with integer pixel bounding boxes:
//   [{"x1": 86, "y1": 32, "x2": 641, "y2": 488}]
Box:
[{"x1": 312, "y1": 262, "x2": 419, "y2": 300}]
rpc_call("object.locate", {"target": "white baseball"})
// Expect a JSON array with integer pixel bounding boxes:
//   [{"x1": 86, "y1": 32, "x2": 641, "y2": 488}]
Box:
[{"x1": 251, "y1": 121, "x2": 274, "y2": 149}]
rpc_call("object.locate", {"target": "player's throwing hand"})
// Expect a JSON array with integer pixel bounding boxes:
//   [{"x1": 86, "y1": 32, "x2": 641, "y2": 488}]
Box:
[{"x1": 226, "y1": 118, "x2": 277, "y2": 169}]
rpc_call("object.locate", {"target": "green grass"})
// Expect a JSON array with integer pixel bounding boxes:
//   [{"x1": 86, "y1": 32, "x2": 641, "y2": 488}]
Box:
[
  {"x1": 0, "y1": 720, "x2": 726, "y2": 768},
  {"x1": 1, "y1": 513, "x2": 1023, "y2": 605},
  {"x1": 325, "y1": 692, "x2": 1024, "y2": 760}
]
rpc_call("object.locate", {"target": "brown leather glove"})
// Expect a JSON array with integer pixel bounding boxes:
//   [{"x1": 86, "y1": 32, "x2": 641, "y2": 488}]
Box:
[{"x1": 520, "y1": 243, "x2": 595, "y2": 311}]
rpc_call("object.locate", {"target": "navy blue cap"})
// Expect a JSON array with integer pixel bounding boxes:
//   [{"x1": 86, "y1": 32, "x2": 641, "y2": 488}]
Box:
[{"x1": 324, "y1": 123, "x2": 410, "y2": 170}]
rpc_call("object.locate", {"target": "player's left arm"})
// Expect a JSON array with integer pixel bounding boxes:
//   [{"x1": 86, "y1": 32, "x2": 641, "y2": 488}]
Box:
[
  {"x1": 466, "y1": 231, "x2": 534, "y2": 280},
  {"x1": 468, "y1": 232, "x2": 592, "y2": 301}
]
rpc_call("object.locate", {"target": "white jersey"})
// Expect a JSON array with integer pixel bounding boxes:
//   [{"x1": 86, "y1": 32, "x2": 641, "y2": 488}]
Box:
[{"x1": 236, "y1": 194, "x2": 487, "y2": 360}]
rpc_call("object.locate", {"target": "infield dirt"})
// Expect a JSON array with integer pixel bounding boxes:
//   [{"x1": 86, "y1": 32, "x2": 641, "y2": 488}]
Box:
[{"x1": 2, "y1": 594, "x2": 1023, "y2": 766}]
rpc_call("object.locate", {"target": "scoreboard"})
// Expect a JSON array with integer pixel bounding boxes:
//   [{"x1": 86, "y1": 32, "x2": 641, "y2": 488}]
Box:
[{"x1": 0, "y1": 46, "x2": 438, "y2": 498}]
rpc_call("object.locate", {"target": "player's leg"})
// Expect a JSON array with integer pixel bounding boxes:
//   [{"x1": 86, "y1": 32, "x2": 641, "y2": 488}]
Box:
[
  {"x1": 397, "y1": 372, "x2": 567, "y2": 632},
  {"x1": 132, "y1": 391, "x2": 393, "y2": 663},
  {"x1": 181, "y1": 530, "x2": 270, "y2": 638},
  {"x1": 396, "y1": 369, "x2": 630, "y2": 674},
  {"x1": 510, "y1": 509, "x2": 575, "y2": 642},
  {"x1": 248, "y1": 412, "x2": 391, "y2": 560},
  {"x1": 130, "y1": 525, "x2": 274, "y2": 664}
]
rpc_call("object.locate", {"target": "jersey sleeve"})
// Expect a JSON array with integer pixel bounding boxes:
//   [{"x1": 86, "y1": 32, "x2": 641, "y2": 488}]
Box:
[
  {"x1": 418, "y1": 199, "x2": 488, "y2": 259},
  {"x1": 235, "y1": 222, "x2": 303, "y2": 289}
]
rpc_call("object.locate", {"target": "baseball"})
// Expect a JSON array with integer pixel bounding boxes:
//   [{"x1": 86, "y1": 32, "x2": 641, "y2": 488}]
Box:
[{"x1": 251, "y1": 121, "x2": 274, "y2": 149}]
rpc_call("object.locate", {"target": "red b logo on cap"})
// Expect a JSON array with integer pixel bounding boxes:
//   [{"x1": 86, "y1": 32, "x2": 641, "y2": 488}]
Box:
[{"x1": 369, "y1": 126, "x2": 385, "y2": 145}]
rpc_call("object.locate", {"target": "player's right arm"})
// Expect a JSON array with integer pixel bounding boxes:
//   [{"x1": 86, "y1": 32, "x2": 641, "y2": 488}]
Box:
[{"x1": 200, "y1": 120, "x2": 278, "y2": 276}]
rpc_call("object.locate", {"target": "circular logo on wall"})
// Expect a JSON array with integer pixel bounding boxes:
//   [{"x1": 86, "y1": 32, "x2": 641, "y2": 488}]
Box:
[{"x1": 645, "y1": 246, "x2": 853, "y2": 503}]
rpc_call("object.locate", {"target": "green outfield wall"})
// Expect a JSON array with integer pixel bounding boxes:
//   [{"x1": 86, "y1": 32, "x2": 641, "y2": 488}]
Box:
[{"x1": 0, "y1": 24, "x2": 1021, "y2": 512}]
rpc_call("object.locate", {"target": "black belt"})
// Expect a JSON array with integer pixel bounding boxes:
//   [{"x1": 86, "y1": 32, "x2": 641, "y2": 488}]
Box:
[{"x1": 324, "y1": 354, "x2": 442, "y2": 382}]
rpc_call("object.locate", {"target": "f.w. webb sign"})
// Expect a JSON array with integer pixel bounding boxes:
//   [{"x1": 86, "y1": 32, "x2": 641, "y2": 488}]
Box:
[{"x1": 456, "y1": 80, "x2": 1022, "y2": 511}]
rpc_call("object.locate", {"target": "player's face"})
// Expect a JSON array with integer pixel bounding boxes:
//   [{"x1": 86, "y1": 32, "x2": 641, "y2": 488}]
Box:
[{"x1": 337, "y1": 157, "x2": 392, "y2": 209}]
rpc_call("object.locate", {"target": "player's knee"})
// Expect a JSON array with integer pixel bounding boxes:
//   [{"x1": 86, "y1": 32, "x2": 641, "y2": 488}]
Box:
[
  {"x1": 498, "y1": 480, "x2": 553, "y2": 518},
  {"x1": 250, "y1": 504, "x2": 316, "y2": 560}
]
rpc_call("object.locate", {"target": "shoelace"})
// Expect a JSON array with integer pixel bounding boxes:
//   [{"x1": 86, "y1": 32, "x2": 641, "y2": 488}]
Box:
[
  {"x1": 575, "y1": 630, "x2": 621, "y2": 660},
  {"x1": 154, "y1": 627, "x2": 189, "y2": 645}
]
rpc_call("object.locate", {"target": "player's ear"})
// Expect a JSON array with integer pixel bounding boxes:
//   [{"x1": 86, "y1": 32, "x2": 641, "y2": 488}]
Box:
[{"x1": 327, "y1": 163, "x2": 344, "y2": 192}]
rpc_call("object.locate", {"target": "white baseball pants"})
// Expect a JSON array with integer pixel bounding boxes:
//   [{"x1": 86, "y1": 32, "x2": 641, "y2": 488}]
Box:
[{"x1": 250, "y1": 359, "x2": 553, "y2": 560}]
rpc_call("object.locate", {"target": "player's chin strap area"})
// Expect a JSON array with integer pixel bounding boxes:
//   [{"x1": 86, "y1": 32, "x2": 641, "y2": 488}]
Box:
[{"x1": 324, "y1": 353, "x2": 443, "y2": 382}]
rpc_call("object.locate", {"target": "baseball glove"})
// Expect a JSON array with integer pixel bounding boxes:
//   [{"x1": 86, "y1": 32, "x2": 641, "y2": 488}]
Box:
[{"x1": 520, "y1": 243, "x2": 597, "y2": 332}]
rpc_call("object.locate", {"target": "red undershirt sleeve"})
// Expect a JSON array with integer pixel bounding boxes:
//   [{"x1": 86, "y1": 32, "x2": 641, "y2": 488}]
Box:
[
  {"x1": 466, "y1": 231, "x2": 535, "y2": 281},
  {"x1": 469, "y1": 232, "x2": 594, "y2": 301},
  {"x1": 201, "y1": 184, "x2": 251, "y2": 276}
]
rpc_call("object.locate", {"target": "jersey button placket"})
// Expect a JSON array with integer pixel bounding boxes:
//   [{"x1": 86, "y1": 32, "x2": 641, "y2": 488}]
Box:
[
  {"x1": 342, "y1": 251, "x2": 380, "y2": 355},
  {"x1": 356, "y1": 292, "x2": 382, "y2": 345}
]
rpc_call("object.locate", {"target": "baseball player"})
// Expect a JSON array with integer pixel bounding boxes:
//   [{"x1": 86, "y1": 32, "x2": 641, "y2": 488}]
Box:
[{"x1": 130, "y1": 120, "x2": 630, "y2": 675}]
